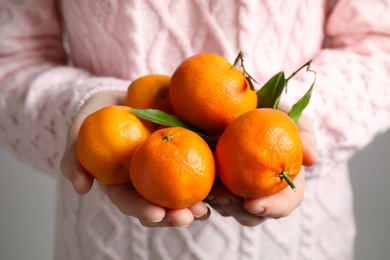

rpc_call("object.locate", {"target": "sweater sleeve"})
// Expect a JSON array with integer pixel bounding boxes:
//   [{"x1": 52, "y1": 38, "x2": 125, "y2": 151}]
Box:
[
  {"x1": 287, "y1": 0, "x2": 390, "y2": 178},
  {"x1": 0, "y1": 1, "x2": 129, "y2": 177}
]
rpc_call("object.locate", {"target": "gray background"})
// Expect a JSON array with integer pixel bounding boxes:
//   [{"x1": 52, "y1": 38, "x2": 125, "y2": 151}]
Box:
[{"x1": 0, "y1": 130, "x2": 390, "y2": 260}]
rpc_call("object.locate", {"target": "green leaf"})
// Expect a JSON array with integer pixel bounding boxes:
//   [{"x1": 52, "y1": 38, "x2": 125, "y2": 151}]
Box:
[
  {"x1": 130, "y1": 108, "x2": 218, "y2": 147},
  {"x1": 131, "y1": 108, "x2": 194, "y2": 129},
  {"x1": 256, "y1": 71, "x2": 286, "y2": 109},
  {"x1": 288, "y1": 70, "x2": 317, "y2": 124},
  {"x1": 273, "y1": 95, "x2": 281, "y2": 109}
]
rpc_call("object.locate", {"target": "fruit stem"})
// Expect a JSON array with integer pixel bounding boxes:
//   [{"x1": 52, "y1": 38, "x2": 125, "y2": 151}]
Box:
[
  {"x1": 279, "y1": 170, "x2": 297, "y2": 192},
  {"x1": 163, "y1": 135, "x2": 173, "y2": 142},
  {"x1": 232, "y1": 51, "x2": 257, "y2": 91},
  {"x1": 232, "y1": 51, "x2": 243, "y2": 68},
  {"x1": 286, "y1": 60, "x2": 313, "y2": 82}
]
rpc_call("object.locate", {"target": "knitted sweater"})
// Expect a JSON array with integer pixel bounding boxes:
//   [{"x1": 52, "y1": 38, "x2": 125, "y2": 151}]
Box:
[{"x1": 1, "y1": 0, "x2": 390, "y2": 259}]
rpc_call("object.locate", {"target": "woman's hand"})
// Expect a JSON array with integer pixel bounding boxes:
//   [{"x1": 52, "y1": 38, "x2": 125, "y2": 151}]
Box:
[
  {"x1": 60, "y1": 92, "x2": 124, "y2": 195},
  {"x1": 206, "y1": 113, "x2": 317, "y2": 226},
  {"x1": 60, "y1": 91, "x2": 210, "y2": 227},
  {"x1": 98, "y1": 181, "x2": 210, "y2": 227}
]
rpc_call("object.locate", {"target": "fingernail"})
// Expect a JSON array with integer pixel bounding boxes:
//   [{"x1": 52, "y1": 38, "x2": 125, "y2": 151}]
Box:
[
  {"x1": 247, "y1": 207, "x2": 266, "y2": 216},
  {"x1": 194, "y1": 213, "x2": 207, "y2": 220},
  {"x1": 216, "y1": 198, "x2": 232, "y2": 206},
  {"x1": 143, "y1": 217, "x2": 163, "y2": 223},
  {"x1": 205, "y1": 194, "x2": 215, "y2": 201},
  {"x1": 141, "y1": 218, "x2": 160, "y2": 223},
  {"x1": 193, "y1": 211, "x2": 208, "y2": 219},
  {"x1": 194, "y1": 215, "x2": 207, "y2": 221},
  {"x1": 172, "y1": 222, "x2": 189, "y2": 228}
]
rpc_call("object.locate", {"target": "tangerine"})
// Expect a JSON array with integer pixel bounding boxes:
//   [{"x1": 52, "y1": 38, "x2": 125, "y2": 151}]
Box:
[
  {"x1": 130, "y1": 127, "x2": 216, "y2": 209},
  {"x1": 124, "y1": 74, "x2": 173, "y2": 114},
  {"x1": 77, "y1": 105, "x2": 154, "y2": 184},
  {"x1": 169, "y1": 53, "x2": 257, "y2": 135},
  {"x1": 215, "y1": 108, "x2": 303, "y2": 198}
]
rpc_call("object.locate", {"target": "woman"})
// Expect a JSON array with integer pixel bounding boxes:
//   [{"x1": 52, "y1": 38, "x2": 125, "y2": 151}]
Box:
[{"x1": 1, "y1": 0, "x2": 389, "y2": 259}]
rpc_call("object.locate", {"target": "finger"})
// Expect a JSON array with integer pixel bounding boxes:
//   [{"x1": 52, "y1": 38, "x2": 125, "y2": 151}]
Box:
[
  {"x1": 244, "y1": 168, "x2": 305, "y2": 219},
  {"x1": 187, "y1": 201, "x2": 210, "y2": 220},
  {"x1": 60, "y1": 150, "x2": 94, "y2": 195},
  {"x1": 204, "y1": 193, "x2": 230, "y2": 217},
  {"x1": 204, "y1": 197, "x2": 230, "y2": 217},
  {"x1": 60, "y1": 113, "x2": 94, "y2": 194},
  {"x1": 212, "y1": 184, "x2": 266, "y2": 227},
  {"x1": 81, "y1": 91, "x2": 125, "y2": 114},
  {"x1": 297, "y1": 114, "x2": 317, "y2": 166},
  {"x1": 139, "y1": 208, "x2": 195, "y2": 227},
  {"x1": 165, "y1": 208, "x2": 195, "y2": 227},
  {"x1": 278, "y1": 103, "x2": 317, "y2": 167},
  {"x1": 194, "y1": 207, "x2": 211, "y2": 221},
  {"x1": 138, "y1": 203, "x2": 208, "y2": 227},
  {"x1": 60, "y1": 91, "x2": 125, "y2": 193},
  {"x1": 142, "y1": 203, "x2": 207, "y2": 227},
  {"x1": 98, "y1": 182, "x2": 166, "y2": 223}
]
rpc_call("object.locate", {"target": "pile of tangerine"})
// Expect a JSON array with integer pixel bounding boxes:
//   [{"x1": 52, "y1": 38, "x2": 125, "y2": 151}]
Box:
[{"x1": 77, "y1": 52, "x2": 304, "y2": 209}]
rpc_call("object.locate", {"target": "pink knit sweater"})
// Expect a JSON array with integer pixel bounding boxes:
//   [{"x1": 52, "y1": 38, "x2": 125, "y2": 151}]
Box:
[{"x1": 1, "y1": 0, "x2": 390, "y2": 259}]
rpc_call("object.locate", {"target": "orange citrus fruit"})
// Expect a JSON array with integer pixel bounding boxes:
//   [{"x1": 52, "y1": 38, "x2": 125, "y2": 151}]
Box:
[
  {"x1": 124, "y1": 74, "x2": 173, "y2": 114},
  {"x1": 215, "y1": 108, "x2": 303, "y2": 198},
  {"x1": 77, "y1": 105, "x2": 154, "y2": 184},
  {"x1": 130, "y1": 127, "x2": 216, "y2": 209},
  {"x1": 169, "y1": 53, "x2": 257, "y2": 135}
]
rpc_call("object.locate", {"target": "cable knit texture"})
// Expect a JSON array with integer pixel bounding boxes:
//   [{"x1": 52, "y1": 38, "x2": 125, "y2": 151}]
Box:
[{"x1": 1, "y1": 0, "x2": 390, "y2": 259}]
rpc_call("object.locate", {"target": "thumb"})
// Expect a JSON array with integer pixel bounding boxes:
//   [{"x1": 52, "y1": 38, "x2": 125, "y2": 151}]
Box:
[
  {"x1": 244, "y1": 168, "x2": 305, "y2": 219},
  {"x1": 297, "y1": 114, "x2": 317, "y2": 166},
  {"x1": 60, "y1": 112, "x2": 94, "y2": 195},
  {"x1": 60, "y1": 92, "x2": 126, "y2": 194}
]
